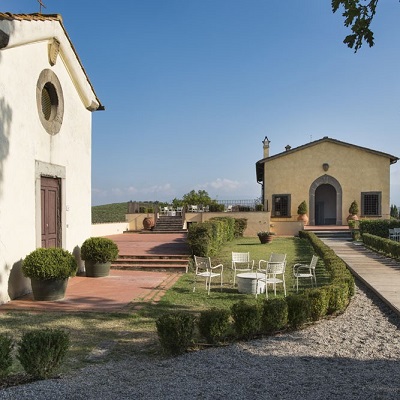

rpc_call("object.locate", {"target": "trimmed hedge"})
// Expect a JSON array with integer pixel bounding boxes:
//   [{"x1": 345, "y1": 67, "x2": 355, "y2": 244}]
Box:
[
  {"x1": 198, "y1": 308, "x2": 231, "y2": 344},
  {"x1": 187, "y1": 217, "x2": 235, "y2": 257},
  {"x1": 363, "y1": 233, "x2": 400, "y2": 259},
  {"x1": 359, "y1": 219, "x2": 400, "y2": 238},
  {"x1": 156, "y1": 312, "x2": 196, "y2": 356},
  {"x1": 261, "y1": 298, "x2": 288, "y2": 334},
  {"x1": 231, "y1": 301, "x2": 262, "y2": 340}
]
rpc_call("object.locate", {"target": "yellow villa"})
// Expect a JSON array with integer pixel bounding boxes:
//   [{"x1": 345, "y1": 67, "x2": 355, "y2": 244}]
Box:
[{"x1": 256, "y1": 136, "x2": 398, "y2": 226}]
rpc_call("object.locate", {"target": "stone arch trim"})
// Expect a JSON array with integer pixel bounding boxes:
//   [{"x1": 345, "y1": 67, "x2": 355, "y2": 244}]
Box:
[
  {"x1": 36, "y1": 69, "x2": 64, "y2": 135},
  {"x1": 309, "y1": 174, "x2": 343, "y2": 226}
]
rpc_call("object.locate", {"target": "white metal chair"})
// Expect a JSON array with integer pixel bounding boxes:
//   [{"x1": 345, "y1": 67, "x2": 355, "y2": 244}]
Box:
[
  {"x1": 389, "y1": 228, "x2": 400, "y2": 242},
  {"x1": 176, "y1": 206, "x2": 183, "y2": 215},
  {"x1": 293, "y1": 255, "x2": 319, "y2": 293},
  {"x1": 225, "y1": 205, "x2": 233, "y2": 212},
  {"x1": 193, "y1": 256, "x2": 223, "y2": 295},
  {"x1": 255, "y1": 253, "x2": 286, "y2": 298},
  {"x1": 189, "y1": 205, "x2": 198, "y2": 212},
  {"x1": 232, "y1": 252, "x2": 254, "y2": 285}
]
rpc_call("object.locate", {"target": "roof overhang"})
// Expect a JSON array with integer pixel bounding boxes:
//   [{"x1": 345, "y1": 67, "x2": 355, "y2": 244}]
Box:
[{"x1": 0, "y1": 13, "x2": 104, "y2": 111}]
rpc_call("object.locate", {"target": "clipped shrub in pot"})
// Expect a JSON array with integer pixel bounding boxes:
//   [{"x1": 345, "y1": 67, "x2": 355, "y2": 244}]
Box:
[
  {"x1": 22, "y1": 247, "x2": 77, "y2": 301},
  {"x1": 81, "y1": 237, "x2": 119, "y2": 277}
]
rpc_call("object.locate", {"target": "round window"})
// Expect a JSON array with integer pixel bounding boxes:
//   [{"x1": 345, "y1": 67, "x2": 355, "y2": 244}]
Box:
[{"x1": 36, "y1": 69, "x2": 64, "y2": 135}]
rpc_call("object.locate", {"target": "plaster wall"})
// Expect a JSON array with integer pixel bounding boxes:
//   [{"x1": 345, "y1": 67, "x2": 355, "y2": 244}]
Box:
[
  {"x1": 263, "y1": 141, "x2": 392, "y2": 223},
  {"x1": 91, "y1": 223, "x2": 130, "y2": 237},
  {"x1": 0, "y1": 37, "x2": 93, "y2": 302}
]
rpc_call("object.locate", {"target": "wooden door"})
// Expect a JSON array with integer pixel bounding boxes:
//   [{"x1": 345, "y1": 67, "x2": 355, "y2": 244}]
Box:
[{"x1": 41, "y1": 177, "x2": 61, "y2": 248}]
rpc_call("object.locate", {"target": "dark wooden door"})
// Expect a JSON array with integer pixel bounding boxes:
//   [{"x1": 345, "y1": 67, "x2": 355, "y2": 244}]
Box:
[{"x1": 41, "y1": 177, "x2": 61, "y2": 248}]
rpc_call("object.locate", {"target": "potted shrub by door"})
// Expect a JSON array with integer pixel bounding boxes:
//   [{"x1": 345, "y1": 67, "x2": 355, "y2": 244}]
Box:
[
  {"x1": 257, "y1": 231, "x2": 275, "y2": 244},
  {"x1": 347, "y1": 200, "x2": 359, "y2": 222},
  {"x1": 22, "y1": 248, "x2": 77, "y2": 301},
  {"x1": 81, "y1": 237, "x2": 119, "y2": 277},
  {"x1": 297, "y1": 200, "x2": 309, "y2": 225}
]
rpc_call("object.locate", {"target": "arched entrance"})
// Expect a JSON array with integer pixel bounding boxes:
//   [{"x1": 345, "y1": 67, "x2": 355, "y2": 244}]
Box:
[{"x1": 309, "y1": 175, "x2": 342, "y2": 226}]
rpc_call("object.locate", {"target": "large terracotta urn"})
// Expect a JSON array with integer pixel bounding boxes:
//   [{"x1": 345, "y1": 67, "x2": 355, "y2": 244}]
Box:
[
  {"x1": 143, "y1": 217, "x2": 154, "y2": 230},
  {"x1": 297, "y1": 214, "x2": 309, "y2": 225}
]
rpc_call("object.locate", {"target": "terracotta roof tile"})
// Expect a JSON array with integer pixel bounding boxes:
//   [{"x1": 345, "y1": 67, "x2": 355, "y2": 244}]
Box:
[{"x1": 0, "y1": 12, "x2": 62, "y2": 22}]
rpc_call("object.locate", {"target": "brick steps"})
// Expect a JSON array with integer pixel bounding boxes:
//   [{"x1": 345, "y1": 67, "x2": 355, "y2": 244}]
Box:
[
  {"x1": 112, "y1": 254, "x2": 190, "y2": 272},
  {"x1": 152, "y1": 215, "x2": 186, "y2": 232}
]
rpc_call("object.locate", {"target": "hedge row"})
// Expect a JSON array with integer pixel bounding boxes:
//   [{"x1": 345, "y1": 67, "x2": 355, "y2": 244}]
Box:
[
  {"x1": 157, "y1": 230, "x2": 356, "y2": 355},
  {"x1": 156, "y1": 281, "x2": 352, "y2": 355},
  {"x1": 359, "y1": 219, "x2": 400, "y2": 238},
  {"x1": 362, "y1": 233, "x2": 400, "y2": 259},
  {"x1": 187, "y1": 217, "x2": 239, "y2": 257}
]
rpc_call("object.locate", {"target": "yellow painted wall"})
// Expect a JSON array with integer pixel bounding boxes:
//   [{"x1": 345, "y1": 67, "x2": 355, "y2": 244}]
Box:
[{"x1": 262, "y1": 141, "x2": 392, "y2": 223}]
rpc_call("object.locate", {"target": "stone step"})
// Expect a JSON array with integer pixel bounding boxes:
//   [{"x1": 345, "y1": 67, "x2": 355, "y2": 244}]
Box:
[
  {"x1": 312, "y1": 230, "x2": 352, "y2": 240},
  {"x1": 112, "y1": 254, "x2": 190, "y2": 272}
]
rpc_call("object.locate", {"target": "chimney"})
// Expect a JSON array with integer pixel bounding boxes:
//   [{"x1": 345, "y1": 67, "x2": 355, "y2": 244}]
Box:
[{"x1": 262, "y1": 136, "x2": 270, "y2": 158}]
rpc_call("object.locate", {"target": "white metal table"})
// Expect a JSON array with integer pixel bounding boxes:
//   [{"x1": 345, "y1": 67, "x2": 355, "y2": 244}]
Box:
[{"x1": 236, "y1": 272, "x2": 265, "y2": 294}]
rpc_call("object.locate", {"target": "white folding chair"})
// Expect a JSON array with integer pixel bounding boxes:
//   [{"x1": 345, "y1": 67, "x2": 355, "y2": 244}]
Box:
[
  {"x1": 193, "y1": 256, "x2": 223, "y2": 295},
  {"x1": 232, "y1": 252, "x2": 254, "y2": 285},
  {"x1": 293, "y1": 255, "x2": 319, "y2": 293}
]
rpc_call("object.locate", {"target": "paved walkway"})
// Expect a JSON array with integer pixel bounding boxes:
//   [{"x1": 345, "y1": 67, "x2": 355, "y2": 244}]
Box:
[
  {"x1": 321, "y1": 238, "x2": 400, "y2": 316},
  {"x1": 0, "y1": 233, "x2": 189, "y2": 313}
]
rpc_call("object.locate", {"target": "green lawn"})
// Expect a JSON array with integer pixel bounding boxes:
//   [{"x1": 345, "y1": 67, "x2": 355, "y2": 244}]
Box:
[
  {"x1": 0, "y1": 236, "x2": 331, "y2": 378},
  {"x1": 150, "y1": 236, "x2": 330, "y2": 314}
]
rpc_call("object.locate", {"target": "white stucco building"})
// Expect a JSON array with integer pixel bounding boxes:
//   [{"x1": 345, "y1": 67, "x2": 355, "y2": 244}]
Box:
[{"x1": 0, "y1": 13, "x2": 103, "y2": 303}]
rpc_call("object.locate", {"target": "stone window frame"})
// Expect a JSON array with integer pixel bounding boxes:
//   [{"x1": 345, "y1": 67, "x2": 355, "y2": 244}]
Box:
[
  {"x1": 361, "y1": 191, "x2": 382, "y2": 217},
  {"x1": 272, "y1": 194, "x2": 291, "y2": 217},
  {"x1": 36, "y1": 69, "x2": 64, "y2": 135}
]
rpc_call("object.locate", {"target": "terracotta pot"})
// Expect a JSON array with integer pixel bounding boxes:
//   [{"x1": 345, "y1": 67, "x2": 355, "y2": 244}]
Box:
[
  {"x1": 143, "y1": 217, "x2": 154, "y2": 230},
  {"x1": 297, "y1": 214, "x2": 309, "y2": 225},
  {"x1": 347, "y1": 214, "x2": 359, "y2": 222},
  {"x1": 85, "y1": 260, "x2": 111, "y2": 277},
  {"x1": 31, "y1": 278, "x2": 68, "y2": 301},
  {"x1": 258, "y1": 235, "x2": 272, "y2": 244}
]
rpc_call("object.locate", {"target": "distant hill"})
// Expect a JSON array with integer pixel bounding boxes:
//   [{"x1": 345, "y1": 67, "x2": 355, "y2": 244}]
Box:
[{"x1": 92, "y1": 202, "x2": 128, "y2": 223}]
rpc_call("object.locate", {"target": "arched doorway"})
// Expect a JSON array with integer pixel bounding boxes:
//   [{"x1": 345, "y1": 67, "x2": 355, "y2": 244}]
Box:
[{"x1": 309, "y1": 175, "x2": 343, "y2": 226}]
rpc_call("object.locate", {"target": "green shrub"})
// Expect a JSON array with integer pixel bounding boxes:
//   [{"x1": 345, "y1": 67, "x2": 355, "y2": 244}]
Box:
[
  {"x1": 0, "y1": 334, "x2": 13, "y2": 377},
  {"x1": 81, "y1": 237, "x2": 119, "y2": 263},
  {"x1": 156, "y1": 312, "x2": 195, "y2": 356},
  {"x1": 231, "y1": 301, "x2": 261, "y2": 339},
  {"x1": 261, "y1": 298, "x2": 288, "y2": 334},
  {"x1": 22, "y1": 248, "x2": 77, "y2": 280},
  {"x1": 187, "y1": 218, "x2": 235, "y2": 257},
  {"x1": 297, "y1": 200, "x2": 308, "y2": 215},
  {"x1": 234, "y1": 218, "x2": 248, "y2": 238},
  {"x1": 325, "y1": 284, "x2": 349, "y2": 315},
  {"x1": 17, "y1": 329, "x2": 70, "y2": 379},
  {"x1": 198, "y1": 308, "x2": 231, "y2": 344},
  {"x1": 305, "y1": 288, "x2": 329, "y2": 321},
  {"x1": 286, "y1": 294, "x2": 310, "y2": 329}
]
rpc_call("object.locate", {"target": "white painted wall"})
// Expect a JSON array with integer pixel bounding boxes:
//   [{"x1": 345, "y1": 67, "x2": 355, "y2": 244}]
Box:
[
  {"x1": 91, "y1": 223, "x2": 130, "y2": 237},
  {"x1": 0, "y1": 17, "x2": 100, "y2": 303}
]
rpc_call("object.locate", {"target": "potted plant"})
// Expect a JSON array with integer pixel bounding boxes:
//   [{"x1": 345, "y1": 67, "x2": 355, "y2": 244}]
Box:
[
  {"x1": 257, "y1": 231, "x2": 275, "y2": 244},
  {"x1": 22, "y1": 248, "x2": 77, "y2": 301},
  {"x1": 297, "y1": 200, "x2": 309, "y2": 225},
  {"x1": 81, "y1": 237, "x2": 119, "y2": 277},
  {"x1": 347, "y1": 200, "x2": 359, "y2": 222}
]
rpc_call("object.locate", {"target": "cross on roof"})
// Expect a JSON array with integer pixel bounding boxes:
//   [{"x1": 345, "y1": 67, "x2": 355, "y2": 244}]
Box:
[{"x1": 37, "y1": 0, "x2": 46, "y2": 13}]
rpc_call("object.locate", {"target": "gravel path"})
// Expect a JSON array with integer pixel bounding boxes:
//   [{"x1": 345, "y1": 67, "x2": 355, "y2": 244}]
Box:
[{"x1": 1, "y1": 281, "x2": 400, "y2": 399}]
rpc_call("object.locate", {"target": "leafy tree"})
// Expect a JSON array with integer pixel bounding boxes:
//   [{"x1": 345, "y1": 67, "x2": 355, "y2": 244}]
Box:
[
  {"x1": 182, "y1": 190, "x2": 214, "y2": 206},
  {"x1": 391, "y1": 204, "x2": 399, "y2": 219},
  {"x1": 332, "y1": 0, "x2": 379, "y2": 52}
]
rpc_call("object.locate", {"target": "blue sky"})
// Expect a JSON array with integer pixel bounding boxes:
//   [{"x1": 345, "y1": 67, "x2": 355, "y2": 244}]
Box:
[{"x1": 3, "y1": 0, "x2": 400, "y2": 206}]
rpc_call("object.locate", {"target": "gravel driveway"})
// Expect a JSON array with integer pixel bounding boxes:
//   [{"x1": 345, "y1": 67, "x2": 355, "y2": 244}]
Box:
[{"x1": 1, "y1": 281, "x2": 400, "y2": 400}]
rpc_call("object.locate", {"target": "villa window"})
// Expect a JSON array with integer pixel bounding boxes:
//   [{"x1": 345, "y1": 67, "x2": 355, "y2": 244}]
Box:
[
  {"x1": 361, "y1": 192, "x2": 381, "y2": 216},
  {"x1": 272, "y1": 194, "x2": 291, "y2": 217}
]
